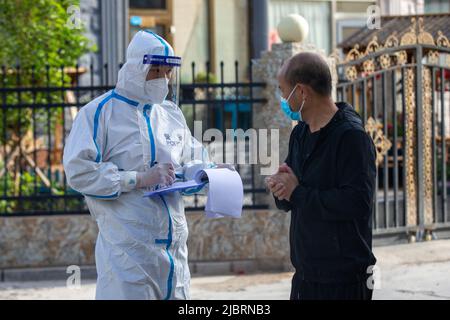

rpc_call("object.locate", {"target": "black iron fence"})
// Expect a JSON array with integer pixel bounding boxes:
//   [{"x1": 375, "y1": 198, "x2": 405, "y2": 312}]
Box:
[
  {"x1": 336, "y1": 40, "x2": 450, "y2": 240},
  {"x1": 0, "y1": 60, "x2": 267, "y2": 216}
]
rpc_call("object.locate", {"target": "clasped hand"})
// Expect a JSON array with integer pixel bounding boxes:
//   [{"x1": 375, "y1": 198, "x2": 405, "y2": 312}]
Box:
[{"x1": 265, "y1": 163, "x2": 299, "y2": 201}]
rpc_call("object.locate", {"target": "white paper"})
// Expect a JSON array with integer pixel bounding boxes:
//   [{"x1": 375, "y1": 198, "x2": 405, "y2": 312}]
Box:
[{"x1": 201, "y1": 168, "x2": 243, "y2": 219}]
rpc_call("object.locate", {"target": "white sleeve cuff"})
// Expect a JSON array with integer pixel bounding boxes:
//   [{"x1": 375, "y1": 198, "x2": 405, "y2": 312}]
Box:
[{"x1": 119, "y1": 171, "x2": 138, "y2": 193}]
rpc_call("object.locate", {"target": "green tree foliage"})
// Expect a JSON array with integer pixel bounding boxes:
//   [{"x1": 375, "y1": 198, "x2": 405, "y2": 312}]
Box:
[
  {"x1": 0, "y1": 0, "x2": 94, "y2": 213},
  {"x1": 0, "y1": 0, "x2": 92, "y2": 68}
]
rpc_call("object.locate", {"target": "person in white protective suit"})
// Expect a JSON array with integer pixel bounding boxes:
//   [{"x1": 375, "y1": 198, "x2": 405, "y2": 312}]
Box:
[{"x1": 63, "y1": 30, "x2": 229, "y2": 300}]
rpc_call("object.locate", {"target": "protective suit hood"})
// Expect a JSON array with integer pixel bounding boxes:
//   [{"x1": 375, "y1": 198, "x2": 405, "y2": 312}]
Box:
[{"x1": 115, "y1": 30, "x2": 176, "y2": 104}]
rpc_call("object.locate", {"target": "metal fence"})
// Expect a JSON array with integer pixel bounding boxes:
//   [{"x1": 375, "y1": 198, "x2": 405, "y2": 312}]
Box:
[
  {"x1": 0, "y1": 60, "x2": 267, "y2": 216},
  {"x1": 336, "y1": 33, "x2": 450, "y2": 241}
]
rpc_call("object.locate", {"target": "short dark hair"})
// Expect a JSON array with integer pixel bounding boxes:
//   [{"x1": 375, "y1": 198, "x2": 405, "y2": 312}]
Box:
[{"x1": 281, "y1": 52, "x2": 332, "y2": 97}]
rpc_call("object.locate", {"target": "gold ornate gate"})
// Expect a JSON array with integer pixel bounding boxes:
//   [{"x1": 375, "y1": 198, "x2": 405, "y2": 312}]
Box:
[{"x1": 334, "y1": 18, "x2": 450, "y2": 240}]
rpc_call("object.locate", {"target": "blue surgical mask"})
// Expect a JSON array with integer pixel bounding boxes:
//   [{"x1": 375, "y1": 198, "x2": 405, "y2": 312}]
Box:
[
  {"x1": 280, "y1": 98, "x2": 301, "y2": 121},
  {"x1": 279, "y1": 84, "x2": 305, "y2": 121}
]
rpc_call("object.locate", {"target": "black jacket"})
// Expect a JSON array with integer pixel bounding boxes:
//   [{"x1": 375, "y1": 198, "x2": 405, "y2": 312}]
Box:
[{"x1": 275, "y1": 102, "x2": 377, "y2": 283}]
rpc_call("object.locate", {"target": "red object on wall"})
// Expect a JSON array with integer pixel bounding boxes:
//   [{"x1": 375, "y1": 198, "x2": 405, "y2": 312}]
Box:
[{"x1": 269, "y1": 29, "x2": 280, "y2": 50}]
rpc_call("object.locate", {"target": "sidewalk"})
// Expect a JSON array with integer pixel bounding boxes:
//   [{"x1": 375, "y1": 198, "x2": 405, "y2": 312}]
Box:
[{"x1": 1, "y1": 240, "x2": 449, "y2": 300}]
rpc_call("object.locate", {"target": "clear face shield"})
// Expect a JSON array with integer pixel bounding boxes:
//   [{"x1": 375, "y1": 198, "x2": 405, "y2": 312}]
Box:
[{"x1": 143, "y1": 54, "x2": 181, "y2": 106}]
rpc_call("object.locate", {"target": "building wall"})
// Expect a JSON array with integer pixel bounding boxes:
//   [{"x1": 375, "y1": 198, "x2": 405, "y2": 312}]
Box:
[
  {"x1": 268, "y1": 0, "x2": 377, "y2": 55},
  {"x1": 269, "y1": 0, "x2": 332, "y2": 54},
  {"x1": 79, "y1": 0, "x2": 129, "y2": 86},
  {"x1": 99, "y1": 0, "x2": 129, "y2": 85},
  {"x1": 172, "y1": 0, "x2": 210, "y2": 82},
  {"x1": 0, "y1": 215, "x2": 98, "y2": 269},
  {"x1": 378, "y1": 0, "x2": 424, "y2": 15},
  {"x1": 213, "y1": 0, "x2": 250, "y2": 82},
  {"x1": 79, "y1": 0, "x2": 103, "y2": 86},
  {"x1": 334, "y1": 1, "x2": 376, "y2": 54}
]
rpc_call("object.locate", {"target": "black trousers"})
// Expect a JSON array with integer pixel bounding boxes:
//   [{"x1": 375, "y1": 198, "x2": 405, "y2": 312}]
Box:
[{"x1": 290, "y1": 273, "x2": 373, "y2": 300}]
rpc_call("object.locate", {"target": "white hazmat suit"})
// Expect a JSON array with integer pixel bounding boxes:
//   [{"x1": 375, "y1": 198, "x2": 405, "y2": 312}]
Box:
[{"x1": 63, "y1": 31, "x2": 211, "y2": 300}]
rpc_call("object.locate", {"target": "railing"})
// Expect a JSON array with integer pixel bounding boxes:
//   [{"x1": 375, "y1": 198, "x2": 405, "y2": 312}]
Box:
[
  {"x1": 0, "y1": 60, "x2": 268, "y2": 216},
  {"x1": 336, "y1": 38, "x2": 450, "y2": 239}
]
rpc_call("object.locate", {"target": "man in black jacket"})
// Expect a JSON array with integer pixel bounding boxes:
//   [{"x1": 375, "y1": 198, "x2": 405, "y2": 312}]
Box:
[{"x1": 266, "y1": 52, "x2": 377, "y2": 300}]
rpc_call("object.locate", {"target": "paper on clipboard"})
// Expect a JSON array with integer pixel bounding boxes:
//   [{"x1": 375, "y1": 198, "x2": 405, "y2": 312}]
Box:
[{"x1": 143, "y1": 168, "x2": 243, "y2": 219}]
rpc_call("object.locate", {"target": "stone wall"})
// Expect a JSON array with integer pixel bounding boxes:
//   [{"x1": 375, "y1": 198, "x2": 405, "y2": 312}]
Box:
[
  {"x1": 0, "y1": 210, "x2": 291, "y2": 272},
  {"x1": 0, "y1": 215, "x2": 98, "y2": 269}
]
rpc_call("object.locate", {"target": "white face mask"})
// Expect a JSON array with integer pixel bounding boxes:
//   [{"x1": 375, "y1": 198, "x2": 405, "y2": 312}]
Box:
[{"x1": 144, "y1": 77, "x2": 169, "y2": 104}]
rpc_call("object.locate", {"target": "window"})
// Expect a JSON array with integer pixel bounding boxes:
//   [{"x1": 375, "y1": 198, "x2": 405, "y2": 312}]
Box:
[
  {"x1": 425, "y1": 0, "x2": 450, "y2": 13},
  {"x1": 130, "y1": 24, "x2": 166, "y2": 41},
  {"x1": 128, "y1": 0, "x2": 173, "y2": 45},
  {"x1": 336, "y1": 19, "x2": 366, "y2": 45},
  {"x1": 129, "y1": 0, "x2": 167, "y2": 10}
]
